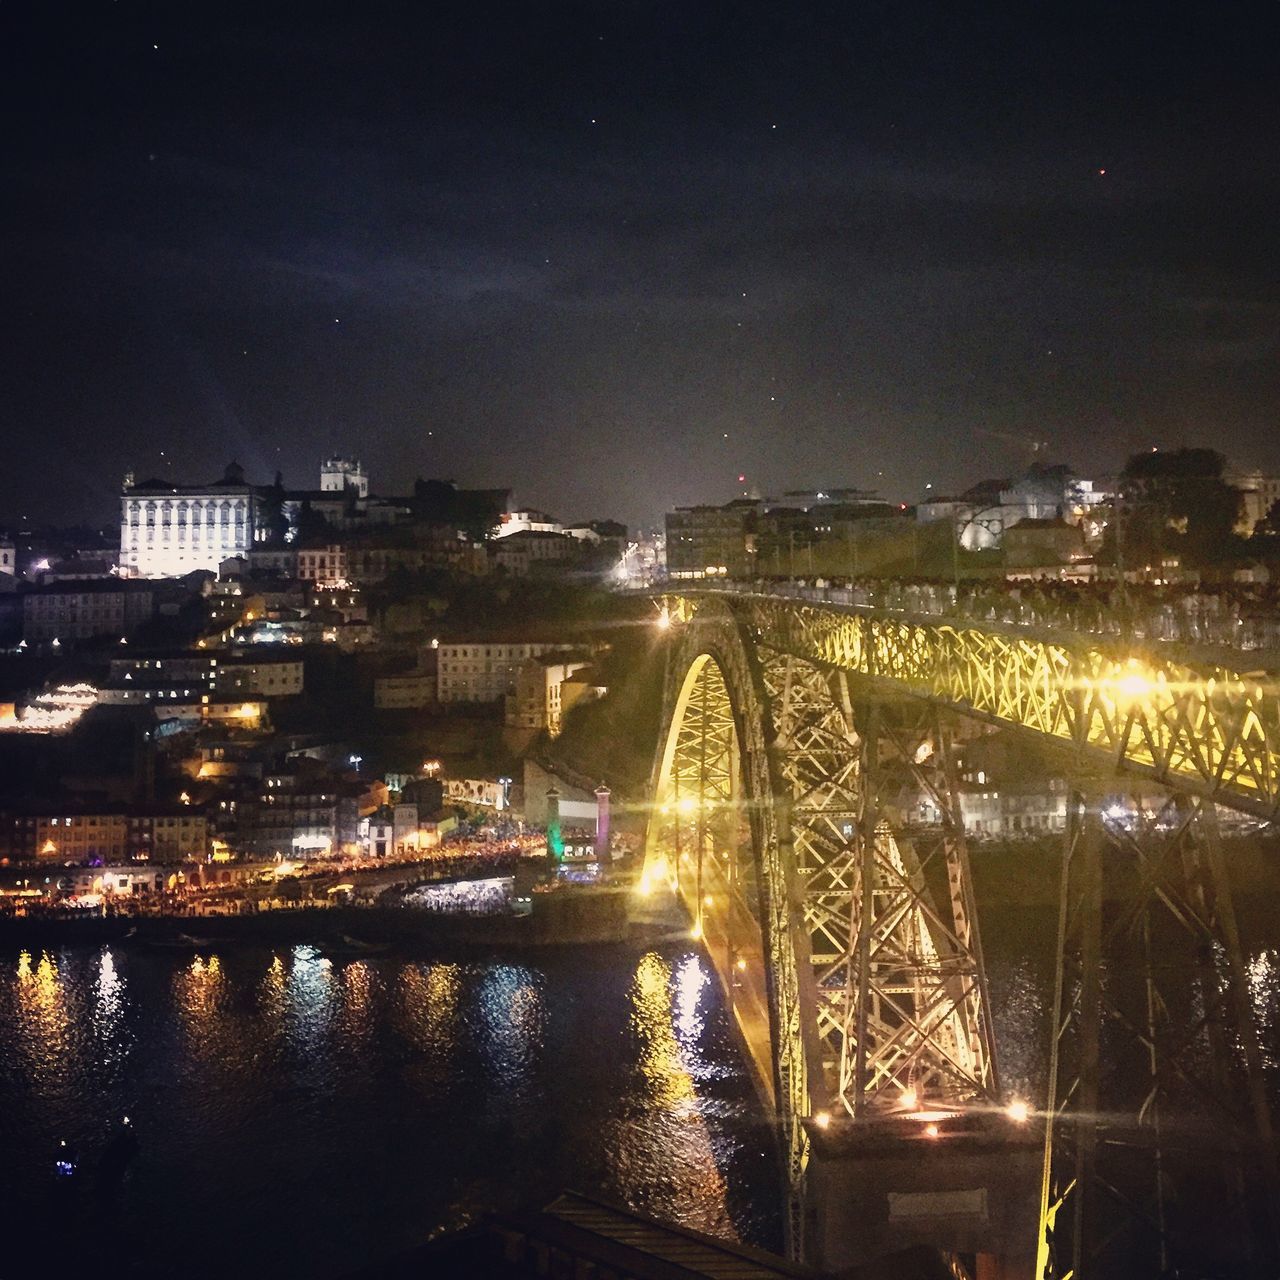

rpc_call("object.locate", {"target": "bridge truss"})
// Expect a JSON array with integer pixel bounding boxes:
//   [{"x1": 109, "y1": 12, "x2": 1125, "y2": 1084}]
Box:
[{"x1": 644, "y1": 591, "x2": 1280, "y2": 1275}]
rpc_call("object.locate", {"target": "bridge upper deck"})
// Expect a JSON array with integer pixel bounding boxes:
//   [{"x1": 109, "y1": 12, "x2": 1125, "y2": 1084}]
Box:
[{"x1": 661, "y1": 584, "x2": 1280, "y2": 820}]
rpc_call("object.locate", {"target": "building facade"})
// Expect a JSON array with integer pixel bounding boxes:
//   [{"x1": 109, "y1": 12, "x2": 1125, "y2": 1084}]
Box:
[
  {"x1": 1, "y1": 807, "x2": 210, "y2": 864},
  {"x1": 664, "y1": 502, "x2": 758, "y2": 579},
  {"x1": 23, "y1": 582, "x2": 155, "y2": 642},
  {"x1": 120, "y1": 462, "x2": 269, "y2": 578},
  {"x1": 437, "y1": 642, "x2": 570, "y2": 703},
  {"x1": 505, "y1": 656, "x2": 590, "y2": 736},
  {"x1": 320, "y1": 456, "x2": 369, "y2": 497},
  {"x1": 491, "y1": 530, "x2": 578, "y2": 576}
]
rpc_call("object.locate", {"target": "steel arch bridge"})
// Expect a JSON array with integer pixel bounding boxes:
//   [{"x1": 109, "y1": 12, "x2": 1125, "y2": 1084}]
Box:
[{"x1": 640, "y1": 589, "x2": 1280, "y2": 1277}]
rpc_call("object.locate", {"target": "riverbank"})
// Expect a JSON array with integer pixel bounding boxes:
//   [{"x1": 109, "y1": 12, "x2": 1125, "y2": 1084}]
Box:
[{"x1": 0, "y1": 886, "x2": 632, "y2": 952}]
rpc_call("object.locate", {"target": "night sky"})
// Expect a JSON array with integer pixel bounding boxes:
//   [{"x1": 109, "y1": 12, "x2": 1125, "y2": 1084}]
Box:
[{"x1": 4, "y1": 2, "x2": 1279, "y2": 531}]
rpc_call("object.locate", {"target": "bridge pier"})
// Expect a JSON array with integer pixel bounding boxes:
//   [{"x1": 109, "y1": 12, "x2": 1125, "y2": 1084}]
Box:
[{"x1": 804, "y1": 1113, "x2": 1040, "y2": 1277}]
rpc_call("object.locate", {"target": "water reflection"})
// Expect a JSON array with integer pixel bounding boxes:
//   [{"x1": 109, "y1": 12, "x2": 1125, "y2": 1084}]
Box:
[
  {"x1": 476, "y1": 964, "x2": 543, "y2": 1092},
  {"x1": 0, "y1": 944, "x2": 772, "y2": 1279},
  {"x1": 14, "y1": 950, "x2": 77, "y2": 1091},
  {"x1": 632, "y1": 951, "x2": 696, "y2": 1110},
  {"x1": 1248, "y1": 949, "x2": 1279, "y2": 1074},
  {"x1": 398, "y1": 962, "x2": 462, "y2": 1086},
  {"x1": 175, "y1": 954, "x2": 224, "y2": 1029},
  {"x1": 615, "y1": 949, "x2": 733, "y2": 1238},
  {"x1": 335, "y1": 960, "x2": 380, "y2": 1061},
  {"x1": 286, "y1": 946, "x2": 336, "y2": 1045},
  {"x1": 91, "y1": 948, "x2": 129, "y2": 1072}
]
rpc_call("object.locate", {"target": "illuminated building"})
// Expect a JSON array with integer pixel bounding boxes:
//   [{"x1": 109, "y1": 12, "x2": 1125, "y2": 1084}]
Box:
[
  {"x1": 101, "y1": 652, "x2": 304, "y2": 700},
  {"x1": 0, "y1": 807, "x2": 210, "y2": 864},
  {"x1": 1227, "y1": 467, "x2": 1280, "y2": 534},
  {"x1": 238, "y1": 770, "x2": 360, "y2": 859},
  {"x1": 490, "y1": 530, "x2": 578, "y2": 576},
  {"x1": 504, "y1": 654, "x2": 592, "y2": 736},
  {"x1": 320, "y1": 455, "x2": 369, "y2": 497},
  {"x1": 119, "y1": 461, "x2": 272, "y2": 578},
  {"x1": 493, "y1": 508, "x2": 563, "y2": 537}
]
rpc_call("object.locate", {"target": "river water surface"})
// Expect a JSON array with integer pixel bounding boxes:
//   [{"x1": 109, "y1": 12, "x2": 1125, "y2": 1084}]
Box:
[
  {"x1": 0, "y1": 942, "x2": 781, "y2": 1278},
  {"x1": 3, "y1": 914, "x2": 1278, "y2": 1278}
]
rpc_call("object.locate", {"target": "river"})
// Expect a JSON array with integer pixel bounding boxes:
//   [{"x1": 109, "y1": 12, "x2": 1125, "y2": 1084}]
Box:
[
  {"x1": 0, "y1": 941, "x2": 781, "y2": 1278},
  {"x1": 2, "y1": 910, "x2": 1278, "y2": 1278}
]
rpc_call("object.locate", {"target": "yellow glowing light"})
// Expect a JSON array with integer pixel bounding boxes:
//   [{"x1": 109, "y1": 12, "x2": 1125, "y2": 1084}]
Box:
[
  {"x1": 1115, "y1": 671, "x2": 1152, "y2": 700},
  {"x1": 901, "y1": 1087, "x2": 919, "y2": 1111},
  {"x1": 677, "y1": 795, "x2": 697, "y2": 815},
  {"x1": 655, "y1": 609, "x2": 671, "y2": 630},
  {"x1": 812, "y1": 1110, "x2": 831, "y2": 1129},
  {"x1": 690, "y1": 919, "x2": 703, "y2": 940},
  {"x1": 237, "y1": 703, "x2": 258, "y2": 720},
  {"x1": 924, "y1": 1123, "x2": 940, "y2": 1139},
  {"x1": 703, "y1": 893, "x2": 714, "y2": 907},
  {"x1": 735, "y1": 957, "x2": 747, "y2": 971},
  {"x1": 1006, "y1": 1099, "x2": 1030, "y2": 1124},
  {"x1": 636, "y1": 873, "x2": 653, "y2": 897}
]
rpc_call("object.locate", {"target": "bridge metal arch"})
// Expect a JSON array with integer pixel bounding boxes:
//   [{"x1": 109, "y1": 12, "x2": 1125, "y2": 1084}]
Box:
[
  {"x1": 643, "y1": 596, "x2": 1002, "y2": 1257},
  {"x1": 643, "y1": 598, "x2": 821, "y2": 1248}
]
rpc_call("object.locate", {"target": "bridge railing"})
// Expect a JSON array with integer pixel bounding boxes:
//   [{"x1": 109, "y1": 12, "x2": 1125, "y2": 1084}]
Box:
[{"x1": 682, "y1": 578, "x2": 1280, "y2": 660}]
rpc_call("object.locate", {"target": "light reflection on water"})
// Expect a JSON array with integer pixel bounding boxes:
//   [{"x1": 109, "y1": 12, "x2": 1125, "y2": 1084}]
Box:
[
  {"x1": 14, "y1": 950, "x2": 76, "y2": 1093},
  {"x1": 606, "y1": 949, "x2": 737, "y2": 1239},
  {"x1": 0, "y1": 943, "x2": 776, "y2": 1279},
  {"x1": 1248, "y1": 949, "x2": 1279, "y2": 1074},
  {"x1": 4, "y1": 922, "x2": 1278, "y2": 1280}
]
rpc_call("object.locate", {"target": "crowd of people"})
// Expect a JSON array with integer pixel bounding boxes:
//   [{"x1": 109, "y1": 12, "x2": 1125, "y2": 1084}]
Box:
[
  {"x1": 401, "y1": 877, "x2": 512, "y2": 916},
  {"x1": 737, "y1": 576, "x2": 1280, "y2": 652}
]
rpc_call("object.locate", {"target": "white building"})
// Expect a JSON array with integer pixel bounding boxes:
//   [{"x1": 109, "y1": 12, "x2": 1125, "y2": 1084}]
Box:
[
  {"x1": 1228, "y1": 469, "x2": 1280, "y2": 534},
  {"x1": 437, "y1": 642, "x2": 571, "y2": 703},
  {"x1": 119, "y1": 462, "x2": 268, "y2": 579},
  {"x1": 297, "y1": 544, "x2": 348, "y2": 585},
  {"x1": 494, "y1": 509, "x2": 563, "y2": 538},
  {"x1": 374, "y1": 672, "x2": 435, "y2": 709},
  {"x1": 320, "y1": 456, "x2": 369, "y2": 498}
]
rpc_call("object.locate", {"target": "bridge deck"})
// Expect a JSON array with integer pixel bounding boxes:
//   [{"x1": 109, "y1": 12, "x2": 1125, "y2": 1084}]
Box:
[{"x1": 663, "y1": 587, "x2": 1280, "y2": 820}]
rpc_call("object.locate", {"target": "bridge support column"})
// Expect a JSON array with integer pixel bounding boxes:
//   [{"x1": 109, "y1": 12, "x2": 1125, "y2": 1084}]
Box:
[
  {"x1": 797, "y1": 697, "x2": 1038, "y2": 1277},
  {"x1": 1038, "y1": 785, "x2": 1280, "y2": 1278}
]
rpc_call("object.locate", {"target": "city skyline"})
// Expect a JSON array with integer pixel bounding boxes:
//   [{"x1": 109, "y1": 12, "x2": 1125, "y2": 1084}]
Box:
[{"x1": 5, "y1": 4, "x2": 1280, "y2": 532}]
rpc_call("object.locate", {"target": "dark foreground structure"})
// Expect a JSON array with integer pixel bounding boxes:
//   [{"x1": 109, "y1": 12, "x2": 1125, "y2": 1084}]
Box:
[{"x1": 351, "y1": 1191, "x2": 953, "y2": 1280}]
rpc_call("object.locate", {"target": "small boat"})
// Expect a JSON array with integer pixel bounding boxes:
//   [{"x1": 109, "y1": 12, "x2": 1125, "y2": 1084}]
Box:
[
  {"x1": 142, "y1": 931, "x2": 215, "y2": 951},
  {"x1": 321, "y1": 934, "x2": 392, "y2": 958},
  {"x1": 340, "y1": 933, "x2": 389, "y2": 952},
  {"x1": 53, "y1": 1139, "x2": 78, "y2": 1182}
]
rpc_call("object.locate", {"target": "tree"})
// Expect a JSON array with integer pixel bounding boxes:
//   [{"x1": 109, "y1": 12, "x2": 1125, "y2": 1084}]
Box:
[
  {"x1": 1255, "y1": 498, "x2": 1280, "y2": 540},
  {"x1": 1113, "y1": 448, "x2": 1242, "y2": 571}
]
